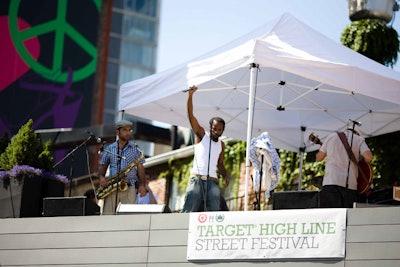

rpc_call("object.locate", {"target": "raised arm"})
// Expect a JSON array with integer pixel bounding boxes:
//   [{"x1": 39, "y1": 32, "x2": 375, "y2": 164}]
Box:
[{"x1": 187, "y1": 85, "x2": 205, "y2": 143}]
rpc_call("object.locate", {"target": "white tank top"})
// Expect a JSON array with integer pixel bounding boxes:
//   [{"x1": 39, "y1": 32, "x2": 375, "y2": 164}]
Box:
[{"x1": 191, "y1": 132, "x2": 222, "y2": 178}]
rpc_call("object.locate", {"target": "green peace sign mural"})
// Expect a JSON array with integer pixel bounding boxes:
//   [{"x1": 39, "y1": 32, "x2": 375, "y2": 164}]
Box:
[{"x1": 8, "y1": 0, "x2": 101, "y2": 83}]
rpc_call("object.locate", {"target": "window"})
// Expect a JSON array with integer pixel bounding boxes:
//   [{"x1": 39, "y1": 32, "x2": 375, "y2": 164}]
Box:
[
  {"x1": 104, "y1": 86, "x2": 118, "y2": 110},
  {"x1": 118, "y1": 65, "x2": 152, "y2": 84},
  {"x1": 121, "y1": 40, "x2": 155, "y2": 68},
  {"x1": 123, "y1": 16, "x2": 156, "y2": 42},
  {"x1": 106, "y1": 62, "x2": 119, "y2": 84},
  {"x1": 108, "y1": 36, "x2": 121, "y2": 59},
  {"x1": 111, "y1": 12, "x2": 122, "y2": 34},
  {"x1": 125, "y1": 0, "x2": 158, "y2": 17}
]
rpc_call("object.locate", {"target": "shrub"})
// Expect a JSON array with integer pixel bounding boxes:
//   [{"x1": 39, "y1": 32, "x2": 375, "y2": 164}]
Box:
[{"x1": 0, "y1": 119, "x2": 54, "y2": 171}]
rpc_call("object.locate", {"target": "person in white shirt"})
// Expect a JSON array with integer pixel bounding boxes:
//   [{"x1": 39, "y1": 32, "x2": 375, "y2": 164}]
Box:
[
  {"x1": 181, "y1": 85, "x2": 229, "y2": 212},
  {"x1": 316, "y1": 128, "x2": 372, "y2": 208},
  {"x1": 136, "y1": 173, "x2": 157, "y2": 204}
]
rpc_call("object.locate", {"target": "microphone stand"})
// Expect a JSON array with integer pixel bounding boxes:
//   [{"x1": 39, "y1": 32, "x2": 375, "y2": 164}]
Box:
[
  {"x1": 115, "y1": 147, "x2": 122, "y2": 215},
  {"x1": 255, "y1": 154, "x2": 264, "y2": 211},
  {"x1": 345, "y1": 123, "x2": 357, "y2": 189},
  {"x1": 203, "y1": 130, "x2": 212, "y2": 212},
  {"x1": 53, "y1": 135, "x2": 92, "y2": 197},
  {"x1": 251, "y1": 150, "x2": 263, "y2": 211}
]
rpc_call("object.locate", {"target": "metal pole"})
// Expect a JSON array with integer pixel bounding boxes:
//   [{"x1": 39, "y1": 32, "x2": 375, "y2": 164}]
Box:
[
  {"x1": 244, "y1": 63, "x2": 258, "y2": 211},
  {"x1": 298, "y1": 126, "x2": 306, "y2": 191}
]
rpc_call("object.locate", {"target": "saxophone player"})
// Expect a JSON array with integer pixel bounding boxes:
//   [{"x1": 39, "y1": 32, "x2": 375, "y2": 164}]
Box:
[{"x1": 98, "y1": 119, "x2": 146, "y2": 215}]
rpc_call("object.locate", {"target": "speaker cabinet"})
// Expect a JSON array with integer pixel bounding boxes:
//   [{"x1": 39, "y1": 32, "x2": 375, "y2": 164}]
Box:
[
  {"x1": 272, "y1": 191, "x2": 319, "y2": 210},
  {"x1": 394, "y1": 186, "x2": 400, "y2": 201},
  {"x1": 43, "y1": 197, "x2": 86, "y2": 216}
]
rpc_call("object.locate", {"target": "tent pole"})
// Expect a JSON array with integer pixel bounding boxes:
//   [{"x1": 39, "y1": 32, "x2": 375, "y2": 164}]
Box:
[
  {"x1": 118, "y1": 110, "x2": 125, "y2": 120},
  {"x1": 244, "y1": 63, "x2": 258, "y2": 211},
  {"x1": 298, "y1": 126, "x2": 306, "y2": 191},
  {"x1": 298, "y1": 151, "x2": 304, "y2": 191}
]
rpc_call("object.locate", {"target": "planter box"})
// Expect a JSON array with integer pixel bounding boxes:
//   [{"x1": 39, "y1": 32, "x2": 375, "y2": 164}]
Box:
[
  {"x1": 0, "y1": 179, "x2": 22, "y2": 218},
  {"x1": 0, "y1": 177, "x2": 65, "y2": 218},
  {"x1": 19, "y1": 176, "x2": 43, "y2": 217}
]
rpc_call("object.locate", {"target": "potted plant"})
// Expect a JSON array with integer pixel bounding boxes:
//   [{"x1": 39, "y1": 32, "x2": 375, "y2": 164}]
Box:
[
  {"x1": 0, "y1": 119, "x2": 67, "y2": 218},
  {"x1": 341, "y1": 19, "x2": 399, "y2": 67}
]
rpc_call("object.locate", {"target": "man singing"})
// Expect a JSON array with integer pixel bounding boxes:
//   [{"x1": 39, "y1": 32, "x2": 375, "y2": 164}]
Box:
[{"x1": 181, "y1": 85, "x2": 229, "y2": 212}]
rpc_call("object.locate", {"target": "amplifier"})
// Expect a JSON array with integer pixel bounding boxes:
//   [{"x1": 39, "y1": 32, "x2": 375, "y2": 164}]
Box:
[
  {"x1": 43, "y1": 196, "x2": 86, "y2": 216},
  {"x1": 272, "y1": 191, "x2": 319, "y2": 210}
]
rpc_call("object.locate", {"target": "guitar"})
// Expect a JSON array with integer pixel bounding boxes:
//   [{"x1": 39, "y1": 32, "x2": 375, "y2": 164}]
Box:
[{"x1": 309, "y1": 132, "x2": 373, "y2": 194}]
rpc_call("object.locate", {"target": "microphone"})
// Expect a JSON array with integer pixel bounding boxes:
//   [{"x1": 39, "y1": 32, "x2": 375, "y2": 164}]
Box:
[
  {"x1": 86, "y1": 131, "x2": 102, "y2": 143},
  {"x1": 97, "y1": 141, "x2": 126, "y2": 159},
  {"x1": 349, "y1": 119, "x2": 362, "y2": 126},
  {"x1": 98, "y1": 141, "x2": 106, "y2": 154},
  {"x1": 182, "y1": 86, "x2": 197, "y2": 92}
]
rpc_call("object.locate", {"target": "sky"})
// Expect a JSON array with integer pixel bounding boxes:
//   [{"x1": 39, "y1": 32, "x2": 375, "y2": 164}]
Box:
[{"x1": 156, "y1": 0, "x2": 400, "y2": 72}]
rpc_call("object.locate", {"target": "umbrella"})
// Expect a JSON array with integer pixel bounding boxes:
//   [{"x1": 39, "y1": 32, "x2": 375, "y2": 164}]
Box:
[{"x1": 119, "y1": 13, "x2": 400, "y2": 210}]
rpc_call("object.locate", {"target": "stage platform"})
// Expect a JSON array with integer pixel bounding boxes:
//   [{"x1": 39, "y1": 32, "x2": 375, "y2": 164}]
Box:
[{"x1": 0, "y1": 206, "x2": 399, "y2": 266}]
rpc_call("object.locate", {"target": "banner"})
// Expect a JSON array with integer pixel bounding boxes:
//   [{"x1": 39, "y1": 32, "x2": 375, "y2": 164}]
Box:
[
  {"x1": 187, "y1": 208, "x2": 346, "y2": 261},
  {"x1": 0, "y1": 0, "x2": 100, "y2": 136},
  {"x1": 0, "y1": 0, "x2": 101, "y2": 177}
]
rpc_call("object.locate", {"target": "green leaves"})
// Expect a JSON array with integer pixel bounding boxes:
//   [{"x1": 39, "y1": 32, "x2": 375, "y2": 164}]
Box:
[
  {"x1": 341, "y1": 19, "x2": 399, "y2": 67},
  {"x1": 0, "y1": 119, "x2": 54, "y2": 171}
]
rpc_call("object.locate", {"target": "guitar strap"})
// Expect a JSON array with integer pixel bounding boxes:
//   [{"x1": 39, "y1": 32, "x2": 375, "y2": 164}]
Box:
[
  {"x1": 337, "y1": 132, "x2": 367, "y2": 185},
  {"x1": 337, "y1": 132, "x2": 358, "y2": 165}
]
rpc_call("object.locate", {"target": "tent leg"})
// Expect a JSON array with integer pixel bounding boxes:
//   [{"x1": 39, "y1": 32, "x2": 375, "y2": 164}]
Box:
[
  {"x1": 298, "y1": 151, "x2": 304, "y2": 191},
  {"x1": 118, "y1": 110, "x2": 125, "y2": 120},
  {"x1": 244, "y1": 63, "x2": 259, "y2": 211},
  {"x1": 298, "y1": 126, "x2": 306, "y2": 191}
]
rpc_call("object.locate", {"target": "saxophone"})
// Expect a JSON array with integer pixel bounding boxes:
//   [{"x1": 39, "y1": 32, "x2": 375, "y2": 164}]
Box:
[{"x1": 96, "y1": 153, "x2": 145, "y2": 199}]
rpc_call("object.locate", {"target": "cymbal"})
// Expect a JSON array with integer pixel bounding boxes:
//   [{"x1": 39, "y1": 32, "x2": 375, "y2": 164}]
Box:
[{"x1": 311, "y1": 176, "x2": 323, "y2": 189}]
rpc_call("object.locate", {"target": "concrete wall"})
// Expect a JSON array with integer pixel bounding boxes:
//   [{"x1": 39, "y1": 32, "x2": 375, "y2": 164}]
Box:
[{"x1": 0, "y1": 206, "x2": 399, "y2": 266}]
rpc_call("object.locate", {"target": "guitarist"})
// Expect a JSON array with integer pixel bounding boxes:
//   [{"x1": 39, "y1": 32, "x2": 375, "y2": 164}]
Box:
[{"x1": 316, "y1": 128, "x2": 372, "y2": 208}]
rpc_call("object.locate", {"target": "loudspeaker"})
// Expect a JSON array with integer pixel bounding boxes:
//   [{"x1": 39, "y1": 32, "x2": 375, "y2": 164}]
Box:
[
  {"x1": 272, "y1": 191, "x2": 319, "y2": 210},
  {"x1": 394, "y1": 186, "x2": 400, "y2": 201},
  {"x1": 43, "y1": 197, "x2": 86, "y2": 216},
  {"x1": 116, "y1": 204, "x2": 167, "y2": 214}
]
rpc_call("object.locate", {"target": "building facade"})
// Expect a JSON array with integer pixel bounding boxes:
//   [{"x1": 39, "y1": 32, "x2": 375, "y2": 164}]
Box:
[
  {"x1": 0, "y1": 0, "x2": 162, "y2": 177},
  {"x1": 103, "y1": 0, "x2": 160, "y2": 124}
]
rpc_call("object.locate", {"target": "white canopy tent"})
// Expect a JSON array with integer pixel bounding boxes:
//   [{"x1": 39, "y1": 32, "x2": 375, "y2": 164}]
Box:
[{"x1": 119, "y1": 13, "x2": 400, "y2": 210}]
